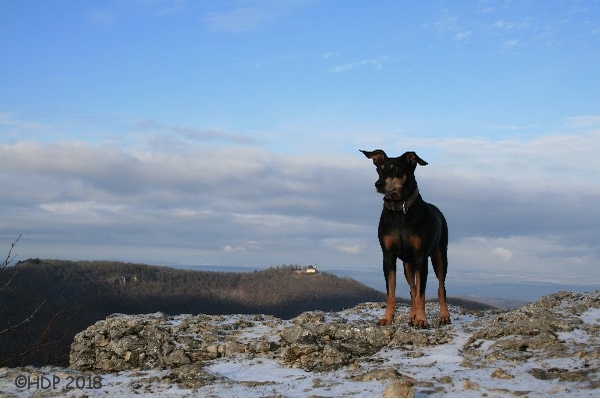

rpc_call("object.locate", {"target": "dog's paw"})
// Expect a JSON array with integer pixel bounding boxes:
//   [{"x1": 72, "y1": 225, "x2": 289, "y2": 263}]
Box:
[
  {"x1": 377, "y1": 317, "x2": 393, "y2": 326},
  {"x1": 409, "y1": 317, "x2": 430, "y2": 329},
  {"x1": 438, "y1": 315, "x2": 452, "y2": 326}
]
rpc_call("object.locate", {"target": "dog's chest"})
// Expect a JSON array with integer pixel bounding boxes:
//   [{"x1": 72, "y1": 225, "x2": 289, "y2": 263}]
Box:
[
  {"x1": 380, "y1": 229, "x2": 422, "y2": 256},
  {"x1": 378, "y1": 211, "x2": 426, "y2": 259}
]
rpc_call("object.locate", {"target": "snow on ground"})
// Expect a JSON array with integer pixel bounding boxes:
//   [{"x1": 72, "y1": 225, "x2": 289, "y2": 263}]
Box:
[{"x1": 1, "y1": 297, "x2": 599, "y2": 397}]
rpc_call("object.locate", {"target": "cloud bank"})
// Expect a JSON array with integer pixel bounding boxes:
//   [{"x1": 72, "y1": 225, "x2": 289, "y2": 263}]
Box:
[{"x1": 1, "y1": 121, "x2": 599, "y2": 286}]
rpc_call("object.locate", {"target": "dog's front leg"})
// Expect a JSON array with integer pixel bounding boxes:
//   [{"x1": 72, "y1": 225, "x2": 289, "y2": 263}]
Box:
[
  {"x1": 403, "y1": 262, "x2": 417, "y2": 325},
  {"x1": 413, "y1": 261, "x2": 429, "y2": 328},
  {"x1": 378, "y1": 253, "x2": 397, "y2": 326},
  {"x1": 403, "y1": 261, "x2": 429, "y2": 328}
]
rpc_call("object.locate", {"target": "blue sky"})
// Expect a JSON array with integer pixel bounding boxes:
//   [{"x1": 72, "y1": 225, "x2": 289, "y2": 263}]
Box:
[{"x1": 1, "y1": 1, "x2": 600, "y2": 294}]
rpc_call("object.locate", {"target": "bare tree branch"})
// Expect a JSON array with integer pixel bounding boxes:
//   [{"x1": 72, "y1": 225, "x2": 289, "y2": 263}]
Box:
[
  {"x1": 1, "y1": 234, "x2": 22, "y2": 292},
  {"x1": 1, "y1": 235, "x2": 47, "y2": 337},
  {"x1": 0, "y1": 299, "x2": 47, "y2": 336},
  {"x1": 1, "y1": 233, "x2": 21, "y2": 268}
]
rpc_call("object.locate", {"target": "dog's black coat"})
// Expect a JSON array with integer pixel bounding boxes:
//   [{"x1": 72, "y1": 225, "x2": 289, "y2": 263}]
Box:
[{"x1": 361, "y1": 149, "x2": 450, "y2": 327}]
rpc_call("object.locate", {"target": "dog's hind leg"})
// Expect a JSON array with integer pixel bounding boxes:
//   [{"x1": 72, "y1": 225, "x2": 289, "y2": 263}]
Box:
[{"x1": 431, "y1": 246, "x2": 451, "y2": 325}]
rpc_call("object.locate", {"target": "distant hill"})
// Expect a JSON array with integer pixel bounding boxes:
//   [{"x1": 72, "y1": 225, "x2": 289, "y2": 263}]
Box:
[
  {"x1": 0, "y1": 260, "x2": 384, "y2": 366},
  {"x1": 0, "y1": 259, "x2": 492, "y2": 367}
]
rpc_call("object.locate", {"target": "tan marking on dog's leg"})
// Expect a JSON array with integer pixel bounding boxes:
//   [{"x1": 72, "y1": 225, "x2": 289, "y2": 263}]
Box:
[
  {"x1": 412, "y1": 268, "x2": 429, "y2": 328},
  {"x1": 403, "y1": 262, "x2": 418, "y2": 325},
  {"x1": 378, "y1": 269, "x2": 396, "y2": 326},
  {"x1": 437, "y1": 284, "x2": 451, "y2": 325}
]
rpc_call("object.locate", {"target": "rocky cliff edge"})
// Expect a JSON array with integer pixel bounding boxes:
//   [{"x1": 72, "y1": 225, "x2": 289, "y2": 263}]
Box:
[{"x1": 2, "y1": 290, "x2": 598, "y2": 397}]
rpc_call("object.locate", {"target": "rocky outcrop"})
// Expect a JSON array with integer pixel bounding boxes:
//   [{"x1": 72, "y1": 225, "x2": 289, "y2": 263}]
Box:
[
  {"x1": 70, "y1": 302, "x2": 455, "y2": 373},
  {"x1": 65, "y1": 291, "x2": 599, "y2": 397},
  {"x1": 462, "y1": 290, "x2": 600, "y2": 391}
]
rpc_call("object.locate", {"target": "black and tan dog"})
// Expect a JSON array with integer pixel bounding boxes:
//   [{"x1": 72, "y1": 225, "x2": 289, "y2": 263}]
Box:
[{"x1": 361, "y1": 149, "x2": 450, "y2": 327}]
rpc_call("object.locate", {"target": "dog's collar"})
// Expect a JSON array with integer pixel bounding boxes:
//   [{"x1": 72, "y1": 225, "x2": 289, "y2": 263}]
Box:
[{"x1": 384, "y1": 187, "x2": 420, "y2": 214}]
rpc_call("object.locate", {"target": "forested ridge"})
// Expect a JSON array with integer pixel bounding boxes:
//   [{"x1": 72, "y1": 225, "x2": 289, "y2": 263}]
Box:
[{"x1": 0, "y1": 259, "x2": 385, "y2": 366}]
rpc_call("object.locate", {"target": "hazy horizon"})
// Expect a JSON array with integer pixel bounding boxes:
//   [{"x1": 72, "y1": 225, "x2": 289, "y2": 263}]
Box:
[{"x1": 167, "y1": 263, "x2": 598, "y2": 304}]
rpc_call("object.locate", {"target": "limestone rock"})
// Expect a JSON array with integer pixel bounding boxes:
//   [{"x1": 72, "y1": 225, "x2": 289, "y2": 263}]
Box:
[
  {"x1": 383, "y1": 379, "x2": 415, "y2": 398},
  {"x1": 65, "y1": 291, "x2": 600, "y2": 397}
]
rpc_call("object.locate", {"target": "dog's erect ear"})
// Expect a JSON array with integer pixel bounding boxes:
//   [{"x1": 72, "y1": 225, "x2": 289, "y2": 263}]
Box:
[
  {"x1": 403, "y1": 152, "x2": 428, "y2": 167},
  {"x1": 360, "y1": 149, "x2": 387, "y2": 168}
]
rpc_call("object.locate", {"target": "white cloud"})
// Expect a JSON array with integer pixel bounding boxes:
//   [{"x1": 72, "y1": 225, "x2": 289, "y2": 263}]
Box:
[
  {"x1": 39, "y1": 201, "x2": 126, "y2": 215},
  {"x1": 492, "y1": 19, "x2": 515, "y2": 30},
  {"x1": 491, "y1": 247, "x2": 513, "y2": 262},
  {"x1": 485, "y1": 123, "x2": 537, "y2": 131},
  {"x1": 321, "y1": 238, "x2": 365, "y2": 255},
  {"x1": 330, "y1": 56, "x2": 390, "y2": 73},
  {"x1": 431, "y1": 4, "x2": 565, "y2": 51},
  {"x1": 223, "y1": 245, "x2": 247, "y2": 253},
  {"x1": 454, "y1": 30, "x2": 472, "y2": 41}
]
